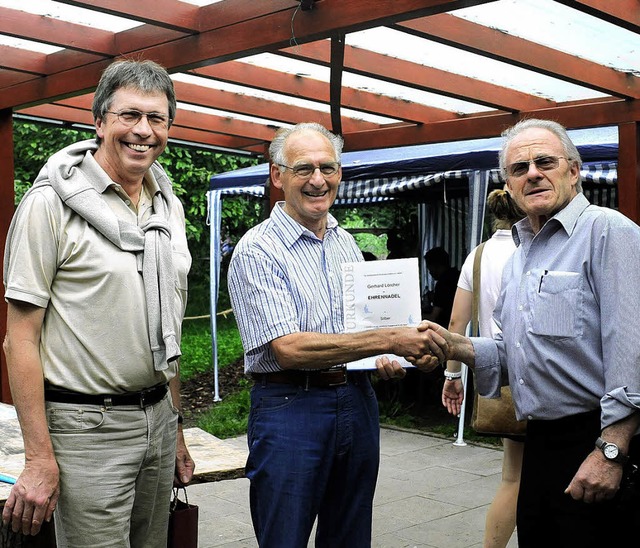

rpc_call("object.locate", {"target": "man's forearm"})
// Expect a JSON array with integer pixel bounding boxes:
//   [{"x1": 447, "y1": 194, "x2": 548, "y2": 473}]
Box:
[
  {"x1": 3, "y1": 304, "x2": 56, "y2": 461},
  {"x1": 271, "y1": 326, "x2": 436, "y2": 370},
  {"x1": 448, "y1": 332, "x2": 476, "y2": 368},
  {"x1": 6, "y1": 351, "x2": 56, "y2": 461},
  {"x1": 601, "y1": 412, "x2": 640, "y2": 456}
]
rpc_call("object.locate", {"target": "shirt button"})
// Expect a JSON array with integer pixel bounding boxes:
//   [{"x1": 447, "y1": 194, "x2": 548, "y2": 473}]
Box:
[
  {"x1": 518, "y1": 305, "x2": 523, "y2": 311},
  {"x1": 526, "y1": 271, "x2": 531, "y2": 276},
  {"x1": 519, "y1": 379, "x2": 524, "y2": 385},
  {"x1": 527, "y1": 415, "x2": 533, "y2": 420},
  {"x1": 516, "y1": 342, "x2": 521, "y2": 348}
]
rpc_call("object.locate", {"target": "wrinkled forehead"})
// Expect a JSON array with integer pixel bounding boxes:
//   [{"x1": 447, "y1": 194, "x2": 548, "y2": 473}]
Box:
[{"x1": 507, "y1": 128, "x2": 564, "y2": 161}]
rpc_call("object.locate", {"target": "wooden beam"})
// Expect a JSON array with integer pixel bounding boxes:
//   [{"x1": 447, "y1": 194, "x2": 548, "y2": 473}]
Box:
[
  {"x1": 172, "y1": 81, "x2": 381, "y2": 133},
  {"x1": 342, "y1": 98, "x2": 640, "y2": 151},
  {"x1": 617, "y1": 122, "x2": 640, "y2": 223},
  {"x1": 0, "y1": 0, "x2": 491, "y2": 110},
  {"x1": 555, "y1": 0, "x2": 640, "y2": 32},
  {"x1": 192, "y1": 62, "x2": 459, "y2": 124},
  {"x1": 56, "y1": 0, "x2": 201, "y2": 33},
  {"x1": 0, "y1": 7, "x2": 116, "y2": 55},
  {"x1": 329, "y1": 33, "x2": 345, "y2": 135},
  {"x1": 279, "y1": 41, "x2": 554, "y2": 112},
  {"x1": 0, "y1": 70, "x2": 38, "y2": 88},
  {"x1": 396, "y1": 14, "x2": 640, "y2": 99},
  {"x1": 0, "y1": 46, "x2": 48, "y2": 75},
  {"x1": 0, "y1": 108, "x2": 14, "y2": 404},
  {"x1": 1, "y1": 45, "x2": 106, "y2": 80}
]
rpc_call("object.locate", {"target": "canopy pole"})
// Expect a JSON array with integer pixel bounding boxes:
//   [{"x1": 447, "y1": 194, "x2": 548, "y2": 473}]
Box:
[
  {"x1": 208, "y1": 190, "x2": 222, "y2": 402},
  {"x1": 454, "y1": 170, "x2": 489, "y2": 447}
]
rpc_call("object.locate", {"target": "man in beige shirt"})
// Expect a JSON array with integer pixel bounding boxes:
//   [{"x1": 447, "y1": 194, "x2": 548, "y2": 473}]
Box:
[{"x1": 2, "y1": 59, "x2": 194, "y2": 547}]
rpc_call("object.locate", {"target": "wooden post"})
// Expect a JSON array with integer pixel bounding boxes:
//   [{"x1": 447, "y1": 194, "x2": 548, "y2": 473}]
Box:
[
  {"x1": 0, "y1": 109, "x2": 14, "y2": 404},
  {"x1": 617, "y1": 122, "x2": 640, "y2": 224}
]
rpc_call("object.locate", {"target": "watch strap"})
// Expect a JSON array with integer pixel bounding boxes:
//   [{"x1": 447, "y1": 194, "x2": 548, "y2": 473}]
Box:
[{"x1": 596, "y1": 437, "x2": 629, "y2": 465}]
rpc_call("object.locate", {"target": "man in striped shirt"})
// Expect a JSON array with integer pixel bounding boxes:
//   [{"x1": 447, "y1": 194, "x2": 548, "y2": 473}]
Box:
[{"x1": 228, "y1": 122, "x2": 441, "y2": 547}]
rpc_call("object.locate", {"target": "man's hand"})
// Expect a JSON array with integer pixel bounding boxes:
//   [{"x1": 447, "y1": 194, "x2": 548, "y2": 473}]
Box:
[
  {"x1": 374, "y1": 356, "x2": 407, "y2": 380},
  {"x1": 174, "y1": 430, "x2": 195, "y2": 486},
  {"x1": 442, "y1": 378, "x2": 464, "y2": 416},
  {"x1": 389, "y1": 324, "x2": 446, "y2": 367},
  {"x1": 2, "y1": 458, "x2": 59, "y2": 536},
  {"x1": 564, "y1": 450, "x2": 623, "y2": 503},
  {"x1": 409, "y1": 320, "x2": 476, "y2": 371},
  {"x1": 401, "y1": 321, "x2": 449, "y2": 372}
]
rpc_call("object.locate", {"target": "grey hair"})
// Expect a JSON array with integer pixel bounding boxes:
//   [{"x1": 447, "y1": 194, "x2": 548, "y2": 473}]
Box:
[
  {"x1": 92, "y1": 59, "x2": 176, "y2": 140},
  {"x1": 269, "y1": 123, "x2": 344, "y2": 168},
  {"x1": 499, "y1": 118, "x2": 583, "y2": 192}
]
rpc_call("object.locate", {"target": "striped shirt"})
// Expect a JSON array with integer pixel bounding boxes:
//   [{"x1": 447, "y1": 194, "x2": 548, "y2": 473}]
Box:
[
  {"x1": 473, "y1": 193, "x2": 640, "y2": 430},
  {"x1": 228, "y1": 202, "x2": 363, "y2": 374}
]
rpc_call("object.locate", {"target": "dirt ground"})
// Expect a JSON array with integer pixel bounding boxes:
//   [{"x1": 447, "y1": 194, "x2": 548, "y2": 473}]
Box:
[{"x1": 179, "y1": 359, "x2": 247, "y2": 428}]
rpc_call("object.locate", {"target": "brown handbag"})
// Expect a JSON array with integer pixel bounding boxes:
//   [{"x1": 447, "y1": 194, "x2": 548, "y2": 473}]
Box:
[
  {"x1": 469, "y1": 242, "x2": 527, "y2": 437},
  {"x1": 167, "y1": 487, "x2": 199, "y2": 548}
]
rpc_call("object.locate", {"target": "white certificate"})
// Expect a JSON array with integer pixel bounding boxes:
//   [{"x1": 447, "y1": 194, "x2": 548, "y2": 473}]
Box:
[{"x1": 342, "y1": 257, "x2": 421, "y2": 370}]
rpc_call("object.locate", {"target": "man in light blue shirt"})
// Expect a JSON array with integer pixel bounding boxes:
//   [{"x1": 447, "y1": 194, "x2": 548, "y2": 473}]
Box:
[
  {"x1": 419, "y1": 119, "x2": 640, "y2": 547},
  {"x1": 228, "y1": 122, "x2": 441, "y2": 547}
]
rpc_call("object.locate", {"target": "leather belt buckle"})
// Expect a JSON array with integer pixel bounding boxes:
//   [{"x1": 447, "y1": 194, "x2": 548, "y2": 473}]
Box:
[
  {"x1": 324, "y1": 368, "x2": 347, "y2": 387},
  {"x1": 139, "y1": 385, "x2": 165, "y2": 407}
]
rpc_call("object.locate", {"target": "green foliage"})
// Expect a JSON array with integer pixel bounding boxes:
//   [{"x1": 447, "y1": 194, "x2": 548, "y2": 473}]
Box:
[
  {"x1": 221, "y1": 195, "x2": 265, "y2": 240},
  {"x1": 196, "y1": 381, "x2": 251, "y2": 439},
  {"x1": 179, "y1": 315, "x2": 243, "y2": 380},
  {"x1": 332, "y1": 202, "x2": 418, "y2": 258},
  {"x1": 13, "y1": 122, "x2": 94, "y2": 204},
  {"x1": 155, "y1": 144, "x2": 258, "y2": 285}
]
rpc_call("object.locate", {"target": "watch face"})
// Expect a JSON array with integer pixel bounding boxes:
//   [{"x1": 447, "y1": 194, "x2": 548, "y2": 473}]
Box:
[{"x1": 604, "y1": 444, "x2": 619, "y2": 459}]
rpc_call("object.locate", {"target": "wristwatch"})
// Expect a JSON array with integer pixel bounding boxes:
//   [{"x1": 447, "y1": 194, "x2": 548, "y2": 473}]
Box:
[{"x1": 595, "y1": 437, "x2": 629, "y2": 465}]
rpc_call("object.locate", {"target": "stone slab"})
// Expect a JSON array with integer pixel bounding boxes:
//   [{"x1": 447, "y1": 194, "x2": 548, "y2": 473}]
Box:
[{"x1": 0, "y1": 402, "x2": 247, "y2": 503}]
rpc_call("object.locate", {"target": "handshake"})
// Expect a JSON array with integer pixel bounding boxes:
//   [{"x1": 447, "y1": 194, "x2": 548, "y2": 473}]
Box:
[{"x1": 374, "y1": 321, "x2": 473, "y2": 380}]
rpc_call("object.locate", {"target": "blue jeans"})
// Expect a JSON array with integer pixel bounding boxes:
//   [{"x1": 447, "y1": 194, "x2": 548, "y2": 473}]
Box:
[{"x1": 246, "y1": 372, "x2": 380, "y2": 548}]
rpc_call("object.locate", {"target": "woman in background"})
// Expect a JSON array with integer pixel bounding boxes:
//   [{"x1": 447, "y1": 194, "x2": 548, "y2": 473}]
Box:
[{"x1": 442, "y1": 188, "x2": 525, "y2": 548}]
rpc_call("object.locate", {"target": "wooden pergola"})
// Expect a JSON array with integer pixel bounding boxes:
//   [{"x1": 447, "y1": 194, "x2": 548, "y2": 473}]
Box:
[{"x1": 1, "y1": 0, "x2": 640, "y2": 402}]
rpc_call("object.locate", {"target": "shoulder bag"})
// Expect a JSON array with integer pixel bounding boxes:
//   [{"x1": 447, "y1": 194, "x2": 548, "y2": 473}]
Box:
[{"x1": 470, "y1": 242, "x2": 527, "y2": 437}]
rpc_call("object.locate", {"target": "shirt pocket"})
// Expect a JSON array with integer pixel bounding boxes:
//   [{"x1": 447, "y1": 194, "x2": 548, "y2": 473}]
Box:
[{"x1": 530, "y1": 270, "x2": 582, "y2": 339}]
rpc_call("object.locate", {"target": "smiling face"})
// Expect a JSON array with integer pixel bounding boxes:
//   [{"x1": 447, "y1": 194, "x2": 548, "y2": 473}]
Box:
[
  {"x1": 270, "y1": 129, "x2": 341, "y2": 237},
  {"x1": 93, "y1": 86, "x2": 170, "y2": 189},
  {"x1": 505, "y1": 127, "x2": 580, "y2": 233}
]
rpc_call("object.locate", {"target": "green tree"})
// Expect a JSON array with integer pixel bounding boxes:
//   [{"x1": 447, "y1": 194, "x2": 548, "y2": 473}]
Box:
[{"x1": 13, "y1": 122, "x2": 95, "y2": 204}]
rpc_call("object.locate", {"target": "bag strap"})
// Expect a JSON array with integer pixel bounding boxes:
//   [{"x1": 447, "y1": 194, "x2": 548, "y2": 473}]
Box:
[
  {"x1": 471, "y1": 241, "x2": 486, "y2": 337},
  {"x1": 170, "y1": 486, "x2": 188, "y2": 511}
]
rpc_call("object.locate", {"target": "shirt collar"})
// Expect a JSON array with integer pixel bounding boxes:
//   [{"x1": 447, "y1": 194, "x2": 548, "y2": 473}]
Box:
[
  {"x1": 512, "y1": 193, "x2": 589, "y2": 246},
  {"x1": 84, "y1": 150, "x2": 160, "y2": 198},
  {"x1": 271, "y1": 201, "x2": 338, "y2": 247},
  {"x1": 83, "y1": 150, "x2": 115, "y2": 194}
]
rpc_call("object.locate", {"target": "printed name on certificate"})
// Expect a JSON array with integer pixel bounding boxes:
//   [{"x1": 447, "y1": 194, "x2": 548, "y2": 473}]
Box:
[{"x1": 342, "y1": 257, "x2": 421, "y2": 370}]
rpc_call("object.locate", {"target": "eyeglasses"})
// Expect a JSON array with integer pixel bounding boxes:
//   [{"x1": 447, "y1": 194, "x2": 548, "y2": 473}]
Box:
[
  {"x1": 506, "y1": 155, "x2": 570, "y2": 178},
  {"x1": 105, "y1": 109, "x2": 172, "y2": 129},
  {"x1": 278, "y1": 162, "x2": 340, "y2": 179}
]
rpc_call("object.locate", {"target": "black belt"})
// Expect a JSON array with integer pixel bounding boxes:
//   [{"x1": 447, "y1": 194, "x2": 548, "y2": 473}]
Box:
[
  {"x1": 252, "y1": 368, "x2": 348, "y2": 388},
  {"x1": 44, "y1": 384, "x2": 168, "y2": 408}
]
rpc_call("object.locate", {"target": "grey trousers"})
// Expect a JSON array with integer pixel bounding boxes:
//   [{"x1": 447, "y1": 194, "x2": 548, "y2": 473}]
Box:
[{"x1": 46, "y1": 393, "x2": 178, "y2": 548}]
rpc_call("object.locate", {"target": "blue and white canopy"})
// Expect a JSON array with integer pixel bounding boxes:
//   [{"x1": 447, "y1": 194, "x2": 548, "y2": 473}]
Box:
[{"x1": 206, "y1": 126, "x2": 619, "y2": 400}]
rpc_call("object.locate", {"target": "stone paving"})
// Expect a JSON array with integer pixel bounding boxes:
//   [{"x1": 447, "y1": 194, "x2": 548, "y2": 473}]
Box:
[{"x1": 189, "y1": 427, "x2": 519, "y2": 548}]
